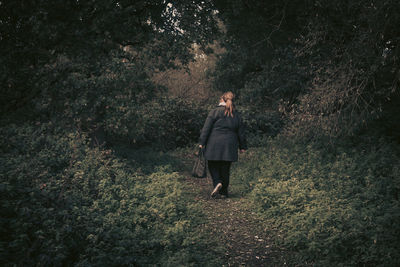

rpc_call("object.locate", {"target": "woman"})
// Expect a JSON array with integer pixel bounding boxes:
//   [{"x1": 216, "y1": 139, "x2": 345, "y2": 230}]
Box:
[{"x1": 199, "y1": 91, "x2": 247, "y2": 198}]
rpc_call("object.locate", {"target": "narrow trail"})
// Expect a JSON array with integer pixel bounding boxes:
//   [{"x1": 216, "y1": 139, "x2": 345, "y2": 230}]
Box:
[{"x1": 177, "y1": 151, "x2": 291, "y2": 267}]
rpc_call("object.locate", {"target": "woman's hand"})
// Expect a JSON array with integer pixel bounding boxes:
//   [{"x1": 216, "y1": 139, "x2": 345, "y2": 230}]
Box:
[
  {"x1": 199, "y1": 145, "x2": 203, "y2": 149},
  {"x1": 240, "y1": 149, "x2": 246, "y2": 153}
]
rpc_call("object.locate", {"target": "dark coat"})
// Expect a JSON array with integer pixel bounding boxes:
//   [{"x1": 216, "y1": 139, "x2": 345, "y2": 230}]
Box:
[{"x1": 199, "y1": 106, "x2": 247, "y2": 162}]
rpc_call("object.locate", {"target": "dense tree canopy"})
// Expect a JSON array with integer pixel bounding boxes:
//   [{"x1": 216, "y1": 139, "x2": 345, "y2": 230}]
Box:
[
  {"x1": 1, "y1": 0, "x2": 221, "y2": 148},
  {"x1": 2, "y1": 0, "x2": 399, "y2": 142},
  {"x1": 212, "y1": 0, "x2": 400, "y2": 140},
  {"x1": 0, "y1": 0, "x2": 218, "y2": 118}
]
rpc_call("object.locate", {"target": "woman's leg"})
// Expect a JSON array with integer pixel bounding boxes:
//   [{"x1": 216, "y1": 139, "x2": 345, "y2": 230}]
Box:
[
  {"x1": 219, "y1": 161, "x2": 232, "y2": 196},
  {"x1": 208, "y1": 160, "x2": 222, "y2": 188}
]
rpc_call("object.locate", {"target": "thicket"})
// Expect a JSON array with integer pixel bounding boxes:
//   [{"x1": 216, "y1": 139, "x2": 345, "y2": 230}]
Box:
[
  {"x1": 213, "y1": 0, "x2": 400, "y2": 141},
  {"x1": 212, "y1": 1, "x2": 400, "y2": 265},
  {"x1": 0, "y1": 122, "x2": 221, "y2": 266},
  {"x1": 2, "y1": 0, "x2": 400, "y2": 265},
  {"x1": 1, "y1": 0, "x2": 219, "y2": 148},
  {"x1": 1, "y1": 1, "x2": 221, "y2": 265},
  {"x1": 231, "y1": 137, "x2": 400, "y2": 265}
]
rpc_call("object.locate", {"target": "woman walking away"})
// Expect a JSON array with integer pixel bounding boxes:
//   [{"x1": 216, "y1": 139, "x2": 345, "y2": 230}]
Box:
[{"x1": 199, "y1": 91, "x2": 247, "y2": 198}]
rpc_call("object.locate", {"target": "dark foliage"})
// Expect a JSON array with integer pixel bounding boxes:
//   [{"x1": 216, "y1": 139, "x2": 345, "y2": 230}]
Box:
[
  {"x1": 1, "y1": 0, "x2": 400, "y2": 265},
  {"x1": 0, "y1": 123, "x2": 220, "y2": 266},
  {"x1": 212, "y1": 0, "x2": 400, "y2": 140},
  {"x1": 233, "y1": 137, "x2": 400, "y2": 266}
]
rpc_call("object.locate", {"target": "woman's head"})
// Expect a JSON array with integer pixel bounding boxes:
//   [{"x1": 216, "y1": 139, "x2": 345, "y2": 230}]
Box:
[{"x1": 221, "y1": 91, "x2": 235, "y2": 117}]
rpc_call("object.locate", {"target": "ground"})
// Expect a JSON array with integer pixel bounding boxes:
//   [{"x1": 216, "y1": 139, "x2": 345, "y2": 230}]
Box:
[{"x1": 176, "y1": 150, "x2": 295, "y2": 267}]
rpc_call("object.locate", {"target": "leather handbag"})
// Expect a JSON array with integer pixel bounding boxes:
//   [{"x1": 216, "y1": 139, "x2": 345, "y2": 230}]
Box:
[{"x1": 191, "y1": 148, "x2": 207, "y2": 178}]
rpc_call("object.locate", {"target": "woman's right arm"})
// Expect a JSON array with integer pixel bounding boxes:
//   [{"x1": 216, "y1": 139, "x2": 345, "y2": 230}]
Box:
[{"x1": 199, "y1": 110, "x2": 216, "y2": 147}]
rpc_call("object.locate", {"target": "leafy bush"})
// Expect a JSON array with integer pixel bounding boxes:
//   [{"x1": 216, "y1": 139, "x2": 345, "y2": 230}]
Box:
[
  {"x1": 232, "y1": 137, "x2": 400, "y2": 265},
  {"x1": 0, "y1": 122, "x2": 219, "y2": 266},
  {"x1": 110, "y1": 96, "x2": 209, "y2": 150},
  {"x1": 239, "y1": 107, "x2": 283, "y2": 146},
  {"x1": 213, "y1": 0, "x2": 400, "y2": 143}
]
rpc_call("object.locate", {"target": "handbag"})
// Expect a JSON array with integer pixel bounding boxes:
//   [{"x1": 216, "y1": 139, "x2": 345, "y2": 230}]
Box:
[{"x1": 191, "y1": 147, "x2": 207, "y2": 178}]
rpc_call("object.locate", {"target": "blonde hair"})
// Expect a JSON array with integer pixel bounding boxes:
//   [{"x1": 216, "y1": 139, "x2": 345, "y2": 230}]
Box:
[{"x1": 222, "y1": 91, "x2": 235, "y2": 117}]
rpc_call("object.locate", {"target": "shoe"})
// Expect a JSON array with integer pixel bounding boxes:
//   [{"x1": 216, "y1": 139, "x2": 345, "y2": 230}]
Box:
[
  {"x1": 211, "y1": 183, "x2": 222, "y2": 198},
  {"x1": 220, "y1": 194, "x2": 228, "y2": 199}
]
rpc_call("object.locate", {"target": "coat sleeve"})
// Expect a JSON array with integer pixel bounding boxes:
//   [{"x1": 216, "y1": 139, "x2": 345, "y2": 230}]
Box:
[
  {"x1": 199, "y1": 109, "x2": 216, "y2": 146},
  {"x1": 238, "y1": 114, "x2": 248, "y2": 150}
]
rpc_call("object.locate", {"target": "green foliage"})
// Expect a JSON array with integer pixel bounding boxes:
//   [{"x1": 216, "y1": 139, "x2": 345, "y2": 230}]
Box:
[
  {"x1": 239, "y1": 107, "x2": 283, "y2": 145},
  {"x1": 212, "y1": 0, "x2": 400, "y2": 140},
  {"x1": 232, "y1": 138, "x2": 400, "y2": 265},
  {"x1": 212, "y1": 0, "x2": 311, "y2": 100},
  {"x1": 1, "y1": 0, "x2": 219, "y2": 111},
  {"x1": 107, "y1": 96, "x2": 209, "y2": 150},
  {"x1": 0, "y1": 3, "x2": 220, "y2": 263},
  {"x1": 0, "y1": 0, "x2": 219, "y2": 150},
  {"x1": 2, "y1": 1, "x2": 400, "y2": 266},
  {"x1": 0, "y1": 122, "x2": 220, "y2": 266}
]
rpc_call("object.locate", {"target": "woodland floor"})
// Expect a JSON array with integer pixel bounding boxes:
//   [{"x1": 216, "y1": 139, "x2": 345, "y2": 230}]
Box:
[{"x1": 176, "y1": 150, "x2": 296, "y2": 267}]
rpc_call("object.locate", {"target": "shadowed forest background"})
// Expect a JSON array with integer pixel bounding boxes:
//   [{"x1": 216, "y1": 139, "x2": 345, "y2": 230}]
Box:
[{"x1": 1, "y1": 0, "x2": 399, "y2": 266}]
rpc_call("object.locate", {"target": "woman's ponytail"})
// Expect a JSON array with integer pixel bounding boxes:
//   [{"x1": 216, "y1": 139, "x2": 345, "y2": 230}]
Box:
[{"x1": 222, "y1": 91, "x2": 235, "y2": 117}]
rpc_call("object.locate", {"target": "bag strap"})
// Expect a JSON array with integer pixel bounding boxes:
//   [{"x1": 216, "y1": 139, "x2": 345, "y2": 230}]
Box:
[{"x1": 198, "y1": 147, "x2": 204, "y2": 157}]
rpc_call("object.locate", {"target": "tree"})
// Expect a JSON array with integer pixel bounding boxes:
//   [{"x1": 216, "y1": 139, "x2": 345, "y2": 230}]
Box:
[
  {"x1": 0, "y1": 0, "x2": 218, "y2": 116},
  {"x1": 212, "y1": 0, "x2": 400, "y2": 140}
]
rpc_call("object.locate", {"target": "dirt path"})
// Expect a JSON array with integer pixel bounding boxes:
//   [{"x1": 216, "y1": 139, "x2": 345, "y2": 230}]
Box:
[{"x1": 178, "y1": 151, "x2": 291, "y2": 266}]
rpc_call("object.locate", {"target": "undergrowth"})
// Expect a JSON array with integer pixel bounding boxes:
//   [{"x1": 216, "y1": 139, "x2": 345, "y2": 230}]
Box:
[
  {"x1": 0, "y1": 122, "x2": 221, "y2": 266},
  {"x1": 232, "y1": 137, "x2": 400, "y2": 266}
]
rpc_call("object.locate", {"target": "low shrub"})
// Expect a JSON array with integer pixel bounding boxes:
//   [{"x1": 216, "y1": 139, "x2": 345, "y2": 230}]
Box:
[
  {"x1": 105, "y1": 96, "x2": 209, "y2": 150},
  {"x1": 239, "y1": 107, "x2": 283, "y2": 146},
  {"x1": 233, "y1": 137, "x2": 400, "y2": 265},
  {"x1": 0, "y1": 122, "x2": 219, "y2": 266}
]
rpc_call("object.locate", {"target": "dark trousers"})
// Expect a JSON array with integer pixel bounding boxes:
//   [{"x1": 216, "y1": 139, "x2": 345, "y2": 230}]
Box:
[{"x1": 208, "y1": 160, "x2": 232, "y2": 196}]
